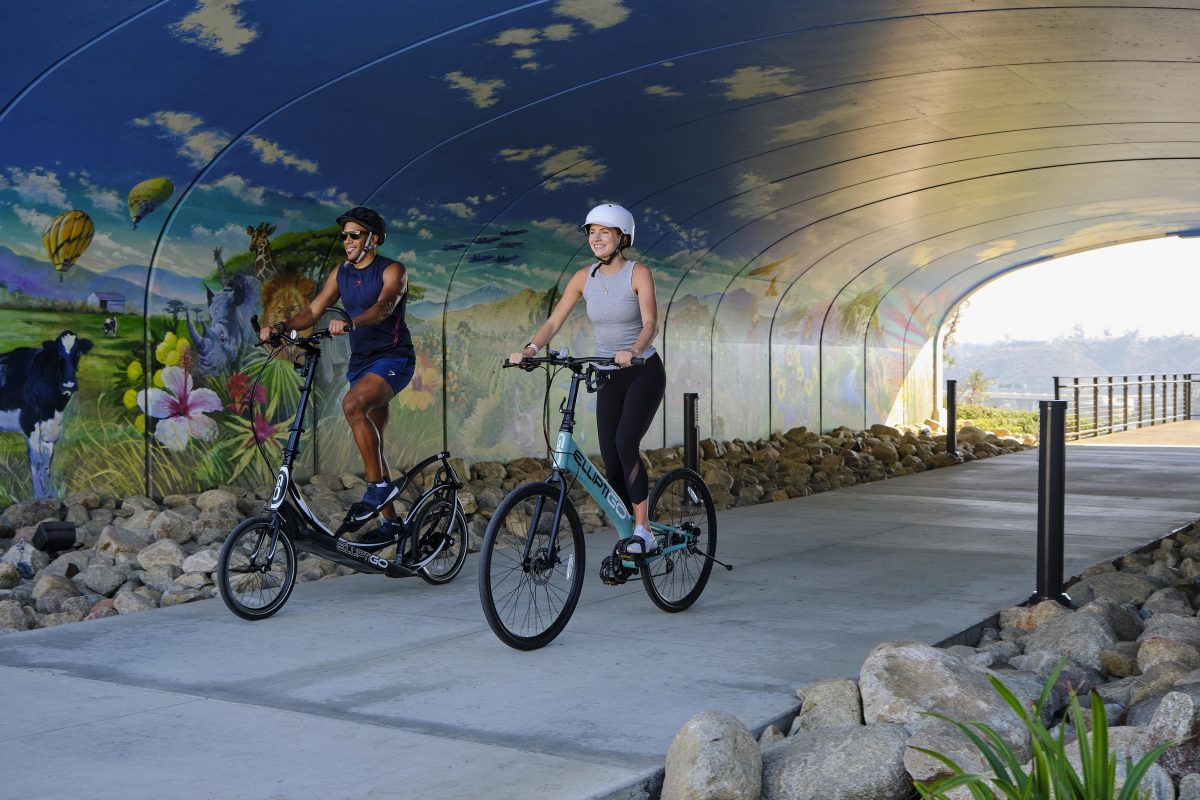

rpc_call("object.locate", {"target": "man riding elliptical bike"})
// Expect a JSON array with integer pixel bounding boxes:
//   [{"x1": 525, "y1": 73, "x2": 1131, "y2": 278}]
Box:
[{"x1": 259, "y1": 206, "x2": 415, "y2": 547}]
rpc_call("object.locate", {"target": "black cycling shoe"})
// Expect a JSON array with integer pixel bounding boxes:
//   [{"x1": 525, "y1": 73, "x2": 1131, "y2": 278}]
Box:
[{"x1": 359, "y1": 519, "x2": 403, "y2": 545}]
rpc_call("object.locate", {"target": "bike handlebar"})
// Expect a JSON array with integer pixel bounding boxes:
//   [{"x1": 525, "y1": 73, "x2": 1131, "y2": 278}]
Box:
[
  {"x1": 251, "y1": 309, "x2": 353, "y2": 350},
  {"x1": 503, "y1": 350, "x2": 644, "y2": 371}
]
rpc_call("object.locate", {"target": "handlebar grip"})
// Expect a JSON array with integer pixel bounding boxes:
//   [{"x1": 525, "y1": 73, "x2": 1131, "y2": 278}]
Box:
[{"x1": 630, "y1": 356, "x2": 645, "y2": 366}]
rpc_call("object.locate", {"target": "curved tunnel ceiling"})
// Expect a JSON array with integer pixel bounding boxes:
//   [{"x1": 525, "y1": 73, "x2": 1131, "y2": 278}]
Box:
[{"x1": 4, "y1": 0, "x2": 1200, "y2": 463}]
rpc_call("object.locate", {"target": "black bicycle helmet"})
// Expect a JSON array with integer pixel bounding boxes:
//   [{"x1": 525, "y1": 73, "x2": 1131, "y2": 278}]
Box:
[{"x1": 336, "y1": 206, "x2": 386, "y2": 245}]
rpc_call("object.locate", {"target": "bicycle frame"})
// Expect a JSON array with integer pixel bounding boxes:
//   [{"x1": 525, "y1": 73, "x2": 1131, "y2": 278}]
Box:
[
  {"x1": 258, "y1": 331, "x2": 462, "y2": 578},
  {"x1": 537, "y1": 359, "x2": 693, "y2": 566}
]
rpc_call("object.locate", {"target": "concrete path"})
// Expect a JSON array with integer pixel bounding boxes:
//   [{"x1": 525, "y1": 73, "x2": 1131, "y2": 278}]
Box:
[{"x1": 3, "y1": 440, "x2": 1200, "y2": 800}]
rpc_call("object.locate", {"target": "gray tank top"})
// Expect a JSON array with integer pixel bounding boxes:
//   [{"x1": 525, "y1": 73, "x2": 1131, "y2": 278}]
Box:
[{"x1": 582, "y1": 259, "x2": 657, "y2": 364}]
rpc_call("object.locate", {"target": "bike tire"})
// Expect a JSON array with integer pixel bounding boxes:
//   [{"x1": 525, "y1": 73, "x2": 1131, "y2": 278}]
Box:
[
  {"x1": 641, "y1": 467, "x2": 717, "y2": 612},
  {"x1": 217, "y1": 515, "x2": 298, "y2": 620},
  {"x1": 413, "y1": 496, "x2": 469, "y2": 585},
  {"x1": 478, "y1": 482, "x2": 584, "y2": 650}
]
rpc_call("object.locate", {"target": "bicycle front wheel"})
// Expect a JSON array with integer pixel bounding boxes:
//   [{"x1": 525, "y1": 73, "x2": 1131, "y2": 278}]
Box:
[
  {"x1": 412, "y1": 496, "x2": 469, "y2": 585},
  {"x1": 217, "y1": 515, "x2": 297, "y2": 620},
  {"x1": 642, "y1": 468, "x2": 717, "y2": 612},
  {"x1": 478, "y1": 482, "x2": 584, "y2": 650}
]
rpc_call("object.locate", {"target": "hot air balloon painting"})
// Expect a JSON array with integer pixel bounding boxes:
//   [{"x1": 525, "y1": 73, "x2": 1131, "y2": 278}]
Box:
[
  {"x1": 127, "y1": 177, "x2": 173, "y2": 229},
  {"x1": 42, "y1": 210, "x2": 94, "y2": 282}
]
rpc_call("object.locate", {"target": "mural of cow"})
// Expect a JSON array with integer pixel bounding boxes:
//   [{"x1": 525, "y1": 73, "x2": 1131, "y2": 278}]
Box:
[
  {"x1": 186, "y1": 274, "x2": 259, "y2": 378},
  {"x1": 0, "y1": 331, "x2": 93, "y2": 498}
]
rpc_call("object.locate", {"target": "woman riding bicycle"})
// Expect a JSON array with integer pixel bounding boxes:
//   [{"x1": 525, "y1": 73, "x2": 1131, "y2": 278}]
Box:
[
  {"x1": 508, "y1": 203, "x2": 666, "y2": 555},
  {"x1": 259, "y1": 206, "x2": 414, "y2": 540}
]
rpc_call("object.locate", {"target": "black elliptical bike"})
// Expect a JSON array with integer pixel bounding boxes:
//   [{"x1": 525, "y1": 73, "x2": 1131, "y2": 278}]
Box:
[{"x1": 216, "y1": 309, "x2": 468, "y2": 620}]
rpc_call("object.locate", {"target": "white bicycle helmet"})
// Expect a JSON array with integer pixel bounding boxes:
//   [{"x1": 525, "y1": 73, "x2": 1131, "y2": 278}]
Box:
[{"x1": 581, "y1": 203, "x2": 635, "y2": 248}]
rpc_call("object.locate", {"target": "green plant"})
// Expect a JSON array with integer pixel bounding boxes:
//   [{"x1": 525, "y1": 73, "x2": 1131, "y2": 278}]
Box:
[
  {"x1": 914, "y1": 661, "x2": 1173, "y2": 800},
  {"x1": 957, "y1": 404, "x2": 1040, "y2": 435}
]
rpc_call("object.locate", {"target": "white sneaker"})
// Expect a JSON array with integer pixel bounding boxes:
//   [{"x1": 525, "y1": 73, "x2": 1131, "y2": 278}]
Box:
[{"x1": 624, "y1": 526, "x2": 656, "y2": 554}]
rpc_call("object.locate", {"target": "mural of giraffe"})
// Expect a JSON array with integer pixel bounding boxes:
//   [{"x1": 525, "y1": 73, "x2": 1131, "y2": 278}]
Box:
[{"x1": 246, "y1": 223, "x2": 277, "y2": 283}]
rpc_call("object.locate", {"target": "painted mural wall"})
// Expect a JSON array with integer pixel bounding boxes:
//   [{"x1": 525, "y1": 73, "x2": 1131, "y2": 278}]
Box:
[{"x1": 6, "y1": 0, "x2": 1054, "y2": 504}]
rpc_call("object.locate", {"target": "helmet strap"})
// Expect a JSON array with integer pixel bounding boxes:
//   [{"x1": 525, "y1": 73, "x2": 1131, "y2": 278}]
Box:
[{"x1": 351, "y1": 233, "x2": 374, "y2": 264}]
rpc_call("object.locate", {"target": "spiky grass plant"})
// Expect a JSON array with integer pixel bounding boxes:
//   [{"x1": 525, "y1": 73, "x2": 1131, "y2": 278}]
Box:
[{"x1": 914, "y1": 661, "x2": 1174, "y2": 800}]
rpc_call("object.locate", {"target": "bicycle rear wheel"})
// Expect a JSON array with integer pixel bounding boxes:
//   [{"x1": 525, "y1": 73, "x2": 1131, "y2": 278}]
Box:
[
  {"x1": 413, "y1": 496, "x2": 469, "y2": 585},
  {"x1": 217, "y1": 515, "x2": 297, "y2": 620},
  {"x1": 641, "y1": 468, "x2": 717, "y2": 612},
  {"x1": 478, "y1": 482, "x2": 584, "y2": 650}
]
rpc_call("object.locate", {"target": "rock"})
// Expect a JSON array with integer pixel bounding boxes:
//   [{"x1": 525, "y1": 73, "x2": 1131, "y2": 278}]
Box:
[
  {"x1": 31, "y1": 573, "x2": 79, "y2": 601},
  {"x1": 81, "y1": 564, "x2": 127, "y2": 597},
  {"x1": 1143, "y1": 587, "x2": 1193, "y2": 619},
  {"x1": 759, "y1": 725, "x2": 785, "y2": 749},
  {"x1": 661, "y1": 710, "x2": 761, "y2": 800},
  {"x1": 1101, "y1": 641, "x2": 1141, "y2": 677},
  {"x1": 85, "y1": 598, "x2": 118, "y2": 620},
  {"x1": 181, "y1": 549, "x2": 219, "y2": 574},
  {"x1": 1068, "y1": 572, "x2": 1160, "y2": 607},
  {"x1": 1180, "y1": 773, "x2": 1200, "y2": 800},
  {"x1": 0, "y1": 498, "x2": 63, "y2": 530},
  {"x1": 790, "y1": 678, "x2": 862, "y2": 733},
  {"x1": 0, "y1": 561, "x2": 20, "y2": 589},
  {"x1": 137, "y1": 539, "x2": 186, "y2": 571},
  {"x1": 44, "y1": 550, "x2": 88, "y2": 579},
  {"x1": 195, "y1": 489, "x2": 239, "y2": 516},
  {"x1": 160, "y1": 587, "x2": 207, "y2": 606},
  {"x1": 860, "y1": 641, "x2": 1031, "y2": 780},
  {"x1": 96, "y1": 525, "x2": 151, "y2": 555},
  {"x1": 761, "y1": 724, "x2": 909, "y2": 800},
  {"x1": 113, "y1": 585, "x2": 159, "y2": 614},
  {"x1": 149, "y1": 510, "x2": 194, "y2": 544},
  {"x1": 139, "y1": 565, "x2": 182, "y2": 593},
  {"x1": 1020, "y1": 605, "x2": 1117, "y2": 672},
  {"x1": 0, "y1": 598, "x2": 32, "y2": 632},
  {"x1": 999, "y1": 600, "x2": 1070, "y2": 632},
  {"x1": 1, "y1": 541, "x2": 50, "y2": 578}
]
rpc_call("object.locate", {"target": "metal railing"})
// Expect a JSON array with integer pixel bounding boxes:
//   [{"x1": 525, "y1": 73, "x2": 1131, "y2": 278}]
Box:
[{"x1": 1052, "y1": 373, "x2": 1195, "y2": 440}]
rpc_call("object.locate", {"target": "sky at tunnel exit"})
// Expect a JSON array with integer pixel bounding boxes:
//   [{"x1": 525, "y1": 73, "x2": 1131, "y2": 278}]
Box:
[{"x1": 952, "y1": 236, "x2": 1200, "y2": 344}]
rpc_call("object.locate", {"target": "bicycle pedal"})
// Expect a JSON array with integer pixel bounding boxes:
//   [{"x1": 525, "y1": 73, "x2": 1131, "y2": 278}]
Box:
[
  {"x1": 345, "y1": 501, "x2": 378, "y2": 524},
  {"x1": 599, "y1": 555, "x2": 633, "y2": 585}
]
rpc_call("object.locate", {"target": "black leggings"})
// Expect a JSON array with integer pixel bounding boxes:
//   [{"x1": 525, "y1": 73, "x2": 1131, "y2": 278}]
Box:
[{"x1": 595, "y1": 353, "x2": 666, "y2": 510}]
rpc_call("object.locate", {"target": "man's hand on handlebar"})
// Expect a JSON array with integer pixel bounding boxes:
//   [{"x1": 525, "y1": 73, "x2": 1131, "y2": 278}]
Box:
[
  {"x1": 328, "y1": 319, "x2": 352, "y2": 336},
  {"x1": 258, "y1": 321, "x2": 286, "y2": 343}
]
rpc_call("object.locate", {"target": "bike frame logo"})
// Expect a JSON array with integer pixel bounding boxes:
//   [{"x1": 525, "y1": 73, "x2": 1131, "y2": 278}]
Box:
[
  {"x1": 337, "y1": 539, "x2": 391, "y2": 570},
  {"x1": 568, "y1": 444, "x2": 629, "y2": 520},
  {"x1": 269, "y1": 466, "x2": 289, "y2": 510}
]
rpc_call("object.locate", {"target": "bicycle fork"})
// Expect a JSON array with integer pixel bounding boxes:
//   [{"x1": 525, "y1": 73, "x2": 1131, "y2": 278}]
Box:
[{"x1": 521, "y1": 479, "x2": 575, "y2": 582}]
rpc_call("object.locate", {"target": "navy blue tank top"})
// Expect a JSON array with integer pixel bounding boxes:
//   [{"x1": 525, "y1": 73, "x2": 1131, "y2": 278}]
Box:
[{"x1": 336, "y1": 255, "x2": 414, "y2": 372}]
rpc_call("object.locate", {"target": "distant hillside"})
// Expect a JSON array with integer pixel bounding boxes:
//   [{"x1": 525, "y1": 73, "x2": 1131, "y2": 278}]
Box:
[
  {"x1": 946, "y1": 334, "x2": 1200, "y2": 393},
  {"x1": 409, "y1": 283, "x2": 507, "y2": 319}
]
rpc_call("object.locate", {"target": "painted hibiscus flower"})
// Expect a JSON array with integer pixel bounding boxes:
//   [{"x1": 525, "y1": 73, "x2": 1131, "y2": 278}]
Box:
[
  {"x1": 138, "y1": 366, "x2": 222, "y2": 451},
  {"x1": 397, "y1": 353, "x2": 443, "y2": 411}
]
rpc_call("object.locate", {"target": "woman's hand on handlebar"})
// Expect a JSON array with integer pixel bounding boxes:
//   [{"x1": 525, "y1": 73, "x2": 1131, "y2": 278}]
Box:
[{"x1": 614, "y1": 350, "x2": 638, "y2": 368}]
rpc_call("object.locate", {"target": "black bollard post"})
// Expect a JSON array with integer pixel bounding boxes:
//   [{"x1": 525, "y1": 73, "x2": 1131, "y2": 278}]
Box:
[
  {"x1": 1033, "y1": 400, "x2": 1071, "y2": 606},
  {"x1": 945, "y1": 379, "x2": 962, "y2": 462},
  {"x1": 683, "y1": 392, "x2": 699, "y2": 472}
]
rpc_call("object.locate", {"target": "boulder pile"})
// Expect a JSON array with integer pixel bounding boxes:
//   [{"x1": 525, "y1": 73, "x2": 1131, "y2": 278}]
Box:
[
  {"x1": 661, "y1": 526, "x2": 1200, "y2": 800},
  {"x1": 0, "y1": 421, "x2": 1031, "y2": 634}
]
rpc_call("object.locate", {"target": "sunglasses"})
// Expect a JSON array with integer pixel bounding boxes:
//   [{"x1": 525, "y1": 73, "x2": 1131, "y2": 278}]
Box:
[{"x1": 339, "y1": 231, "x2": 370, "y2": 241}]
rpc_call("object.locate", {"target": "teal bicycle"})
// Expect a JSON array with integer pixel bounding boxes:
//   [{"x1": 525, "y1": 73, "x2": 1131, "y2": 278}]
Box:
[{"x1": 478, "y1": 349, "x2": 729, "y2": 650}]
